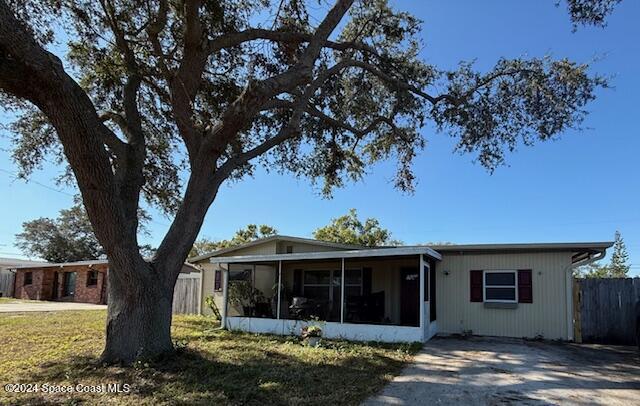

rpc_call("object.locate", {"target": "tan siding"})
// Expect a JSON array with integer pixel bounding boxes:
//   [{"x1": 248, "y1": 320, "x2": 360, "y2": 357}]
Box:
[
  {"x1": 223, "y1": 241, "x2": 278, "y2": 256},
  {"x1": 276, "y1": 241, "x2": 344, "y2": 253},
  {"x1": 436, "y1": 252, "x2": 572, "y2": 339},
  {"x1": 199, "y1": 263, "x2": 218, "y2": 316},
  {"x1": 199, "y1": 262, "x2": 277, "y2": 317}
]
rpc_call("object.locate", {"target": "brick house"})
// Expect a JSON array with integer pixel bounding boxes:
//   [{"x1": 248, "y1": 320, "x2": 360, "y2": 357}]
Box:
[
  {"x1": 12, "y1": 260, "x2": 200, "y2": 305},
  {"x1": 13, "y1": 260, "x2": 109, "y2": 304}
]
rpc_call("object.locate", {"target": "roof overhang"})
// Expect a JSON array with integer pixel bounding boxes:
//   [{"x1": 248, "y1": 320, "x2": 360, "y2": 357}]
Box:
[
  {"x1": 430, "y1": 242, "x2": 613, "y2": 255},
  {"x1": 208, "y1": 246, "x2": 441, "y2": 264}
]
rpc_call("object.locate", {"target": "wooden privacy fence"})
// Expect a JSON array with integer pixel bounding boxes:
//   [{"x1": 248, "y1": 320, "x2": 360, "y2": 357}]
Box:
[
  {"x1": 0, "y1": 271, "x2": 15, "y2": 297},
  {"x1": 173, "y1": 272, "x2": 201, "y2": 315},
  {"x1": 574, "y1": 277, "x2": 639, "y2": 345}
]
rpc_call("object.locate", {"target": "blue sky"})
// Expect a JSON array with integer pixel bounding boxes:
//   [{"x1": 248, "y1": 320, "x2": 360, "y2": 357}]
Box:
[{"x1": 0, "y1": 1, "x2": 638, "y2": 274}]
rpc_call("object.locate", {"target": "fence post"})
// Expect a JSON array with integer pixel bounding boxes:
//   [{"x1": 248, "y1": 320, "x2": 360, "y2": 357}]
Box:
[{"x1": 573, "y1": 278, "x2": 582, "y2": 343}]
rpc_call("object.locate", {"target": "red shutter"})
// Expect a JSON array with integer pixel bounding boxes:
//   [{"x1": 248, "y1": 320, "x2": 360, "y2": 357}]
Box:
[
  {"x1": 518, "y1": 269, "x2": 532, "y2": 303},
  {"x1": 470, "y1": 270, "x2": 483, "y2": 302},
  {"x1": 214, "y1": 270, "x2": 222, "y2": 291}
]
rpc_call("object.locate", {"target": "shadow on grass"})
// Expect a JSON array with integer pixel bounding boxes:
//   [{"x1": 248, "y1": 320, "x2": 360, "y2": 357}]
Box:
[{"x1": 8, "y1": 331, "x2": 418, "y2": 406}]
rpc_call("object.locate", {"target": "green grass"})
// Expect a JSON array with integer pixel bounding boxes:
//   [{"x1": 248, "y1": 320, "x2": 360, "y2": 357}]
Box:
[
  {"x1": 0, "y1": 297, "x2": 28, "y2": 303},
  {"x1": 0, "y1": 311, "x2": 419, "y2": 405}
]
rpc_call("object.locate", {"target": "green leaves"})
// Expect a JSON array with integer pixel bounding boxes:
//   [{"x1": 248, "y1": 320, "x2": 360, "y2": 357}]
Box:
[
  {"x1": 2, "y1": 0, "x2": 620, "y2": 228},
  {"x1": 312, "y1": 208, "x2": 400, "y2": 247},
  {"x1": 189, "y1": 224, "x2": 278, "y2": 257},
  {"x1": 15, "y1": 203, "x2": 105, "y2": 262},
  {"x1": 431, "y1": 56, "x2": 608, "y2": 171},
  {"x1": 563, "y1": 0, "x2": 622, "y2": 29}
]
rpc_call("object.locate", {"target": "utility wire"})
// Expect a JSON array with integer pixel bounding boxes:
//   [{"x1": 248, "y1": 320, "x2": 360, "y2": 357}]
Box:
[
  {"x1": 0, "y1": 168, "x2": 75, "y2": 197},
  {"x1": 1, "y1": 168, "x2": 171, "y2": 227}
]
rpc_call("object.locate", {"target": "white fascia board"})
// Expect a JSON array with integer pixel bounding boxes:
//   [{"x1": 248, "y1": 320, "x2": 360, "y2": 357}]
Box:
[{"x1": 209, "y1": 246, "x2": 441, "y2": 263}]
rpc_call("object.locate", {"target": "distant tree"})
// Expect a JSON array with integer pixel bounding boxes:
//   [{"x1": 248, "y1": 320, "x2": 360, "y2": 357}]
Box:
[
  {"x1": 16, "y1": 203, "x2": 104, "y2": 262},
  {"x1": 189, "y1": 224, "x2": 278, "y2": 258},
  {"x1": 608, "y1": 230, "x2": 630, "y2": 277},
  {"x1": 189, "y1": 238, "x2": 222, "y2": 259},
  {"x1": 313, "y1": 209, "x2": 400, "y2": 247},
  {"x1": 576, "y1": 230, "x2": 630, "y2": 278},
  {"x1": 575, "y1": 262, "x2": 609, "y2": 278},
  {"x1": 16, "y1": 202, "x2": 153, "y2": 263}
]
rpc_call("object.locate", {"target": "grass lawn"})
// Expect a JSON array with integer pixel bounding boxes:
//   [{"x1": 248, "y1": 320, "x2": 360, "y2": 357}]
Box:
[
  {"x1": 0, "y1": 310, "x2": 419, "y2": 405},
  {"x1": 0, "y1": 297, "x2": 28, "y2": 303}
]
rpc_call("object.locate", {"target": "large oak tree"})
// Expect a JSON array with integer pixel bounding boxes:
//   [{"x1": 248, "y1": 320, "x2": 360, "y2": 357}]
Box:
[{"x1": 0, "y1": 0, "x2": 619, "y2": 362}]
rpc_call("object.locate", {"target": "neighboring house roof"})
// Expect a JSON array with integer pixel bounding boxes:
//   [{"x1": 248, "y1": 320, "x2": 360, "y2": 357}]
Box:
[
  {"x1": 11, "y1": 259, "x2": 200, "y2": 272},
  {"x1": 12, "y1": 259, "x2": 109, "y2": 269},
  {"x1": 208, "y1": 246, "x2": 442, "y2": 263},
  {"x1": 0, "y1": 257, "x2": 49, "y2": 269},
  {"x1": 189, "y1": 234, "x2": 366, "y2": 262}
]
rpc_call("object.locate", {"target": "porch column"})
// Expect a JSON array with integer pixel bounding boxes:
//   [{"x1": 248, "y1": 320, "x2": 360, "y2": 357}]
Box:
[
  {"x1": 340, "y1": 257, "x2": 345, "y2": 324},
  {"x1": 276, "y1": 260, "x2": 282, "y2": 320},
  {"x1": 221, "y1": 265, "x2": 229, "y2": 330},
  {"x1": 419, "y1": 255, "x2": 425, "y2": 337}
]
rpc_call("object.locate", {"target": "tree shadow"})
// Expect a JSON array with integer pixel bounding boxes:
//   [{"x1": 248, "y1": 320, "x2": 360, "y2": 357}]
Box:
[{"x1": 7, "y1": 333, "x2": 413, "y2": 406}]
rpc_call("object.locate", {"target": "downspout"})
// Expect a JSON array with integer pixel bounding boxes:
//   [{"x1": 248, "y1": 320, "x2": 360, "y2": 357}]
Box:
[{"x1": 564, "y1": 249, "x2": 606, "y2": 342}]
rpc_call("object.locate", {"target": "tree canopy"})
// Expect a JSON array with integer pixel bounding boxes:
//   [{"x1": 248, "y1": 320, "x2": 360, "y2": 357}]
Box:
[
  {"x1": 15, "y1": 202, "x2": 154, "y2": 262},
  {"x1": 15, "y1": 203, "x2": 105, "y2": 262},
  {"x1": 313, "y1": 208, "x2": 399, "y2": 247},
  {"x1": 0, "y1": 0, "x2": 615, "y2": 265},
  {"x1": 189, "y1": 224, "x2": 277, "y2": 257}
]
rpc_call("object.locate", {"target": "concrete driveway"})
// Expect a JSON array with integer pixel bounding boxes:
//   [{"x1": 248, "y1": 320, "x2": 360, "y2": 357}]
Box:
[
  {"x1": 0, "y1": 299, "x2": 106, "y2": 312},
  {"x1": 365, "y1": 336, "x2": 640, "y2": 406}
]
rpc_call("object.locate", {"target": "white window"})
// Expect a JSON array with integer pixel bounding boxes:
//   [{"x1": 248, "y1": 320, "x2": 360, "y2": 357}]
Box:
[{"x1": 484, "y1": 270, "x2": 517, "y2": 303}]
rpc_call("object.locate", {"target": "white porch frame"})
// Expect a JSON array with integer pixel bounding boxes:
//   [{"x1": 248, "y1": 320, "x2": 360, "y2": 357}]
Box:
[{"x1": 215, "y1": 246, "x2": 442, "y2": 343}]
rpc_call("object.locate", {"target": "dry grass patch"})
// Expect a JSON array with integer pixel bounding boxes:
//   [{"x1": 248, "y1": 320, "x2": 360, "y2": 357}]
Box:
[{"x1": 0, "y1": 310, "x2": 419, "y2": 405}]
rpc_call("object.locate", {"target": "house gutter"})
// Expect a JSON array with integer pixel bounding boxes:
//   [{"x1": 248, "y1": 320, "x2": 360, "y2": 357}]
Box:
[{"x1": 564, "y1": 249, "x2": 607, "y2": 342}]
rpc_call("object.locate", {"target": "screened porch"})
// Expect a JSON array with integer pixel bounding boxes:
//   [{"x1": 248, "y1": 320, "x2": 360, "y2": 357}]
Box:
[{"x1": 210, "y1": 247, "x2": 441, "y2": 342}]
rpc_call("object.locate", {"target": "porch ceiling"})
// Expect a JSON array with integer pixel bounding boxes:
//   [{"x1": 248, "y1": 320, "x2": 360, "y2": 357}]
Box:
[{"x1": 208, "y1": 246, "x2": 441, "y2": 264}]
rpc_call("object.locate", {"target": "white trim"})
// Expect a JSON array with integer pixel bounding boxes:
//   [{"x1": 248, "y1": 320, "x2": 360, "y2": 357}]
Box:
[
  {"x1": 419, "y1": 255, "x2": 425, "y2": 341},
  {"x1": 340, "y1": 258, "x2": 345, "y2": 324},
  {"x1": 276, "y1": 260, "x2": 282, "y2": 320},
  {"x1": 431, "y1": 241, "x2": 613, "y2": 253},
  {"x1": 208, "y1": 246, "x2": 441, "y2": 263},
  {"x1": 226, "y1": 316, "x2": 425, "y2": 343},
  {"x1": 221, "y1": 268, "x2": 229, "y2": 329},
  {"x1": 483, "y1": 270, "x2": 518, "y2": 303},
  {"x1": 197, "y1": 270, "x2": 203, "y2": 315}
]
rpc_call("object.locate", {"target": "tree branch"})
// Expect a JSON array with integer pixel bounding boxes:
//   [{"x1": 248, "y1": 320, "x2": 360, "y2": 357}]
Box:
[
  {"x1": 0, "y1": 0, "x2": 138, "y2": 259},
  {"x1": 169, "y1": 0, "x2": 206, "y2": 162}
]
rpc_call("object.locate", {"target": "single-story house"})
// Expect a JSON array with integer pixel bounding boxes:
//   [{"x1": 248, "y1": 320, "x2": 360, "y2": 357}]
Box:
[
  {"x1": 12, "y1": 260, "x2": 199, "y2": 305},
  {"x1": 0, "y1": 257, "x2": 49, "y2": 297},
  {"x1": 189, "y1": 235, "x2": 612, "y2": 343}
]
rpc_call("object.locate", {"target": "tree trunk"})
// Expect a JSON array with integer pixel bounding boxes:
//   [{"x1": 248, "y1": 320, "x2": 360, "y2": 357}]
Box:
[{"x1": 100, "y1": 260, "x2": 175, "y2": 364}]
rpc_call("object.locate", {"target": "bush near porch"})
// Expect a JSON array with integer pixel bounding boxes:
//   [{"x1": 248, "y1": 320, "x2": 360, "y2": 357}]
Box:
[{"x1": 0, "y1": 310, "x2": 420, "y2": 405}]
